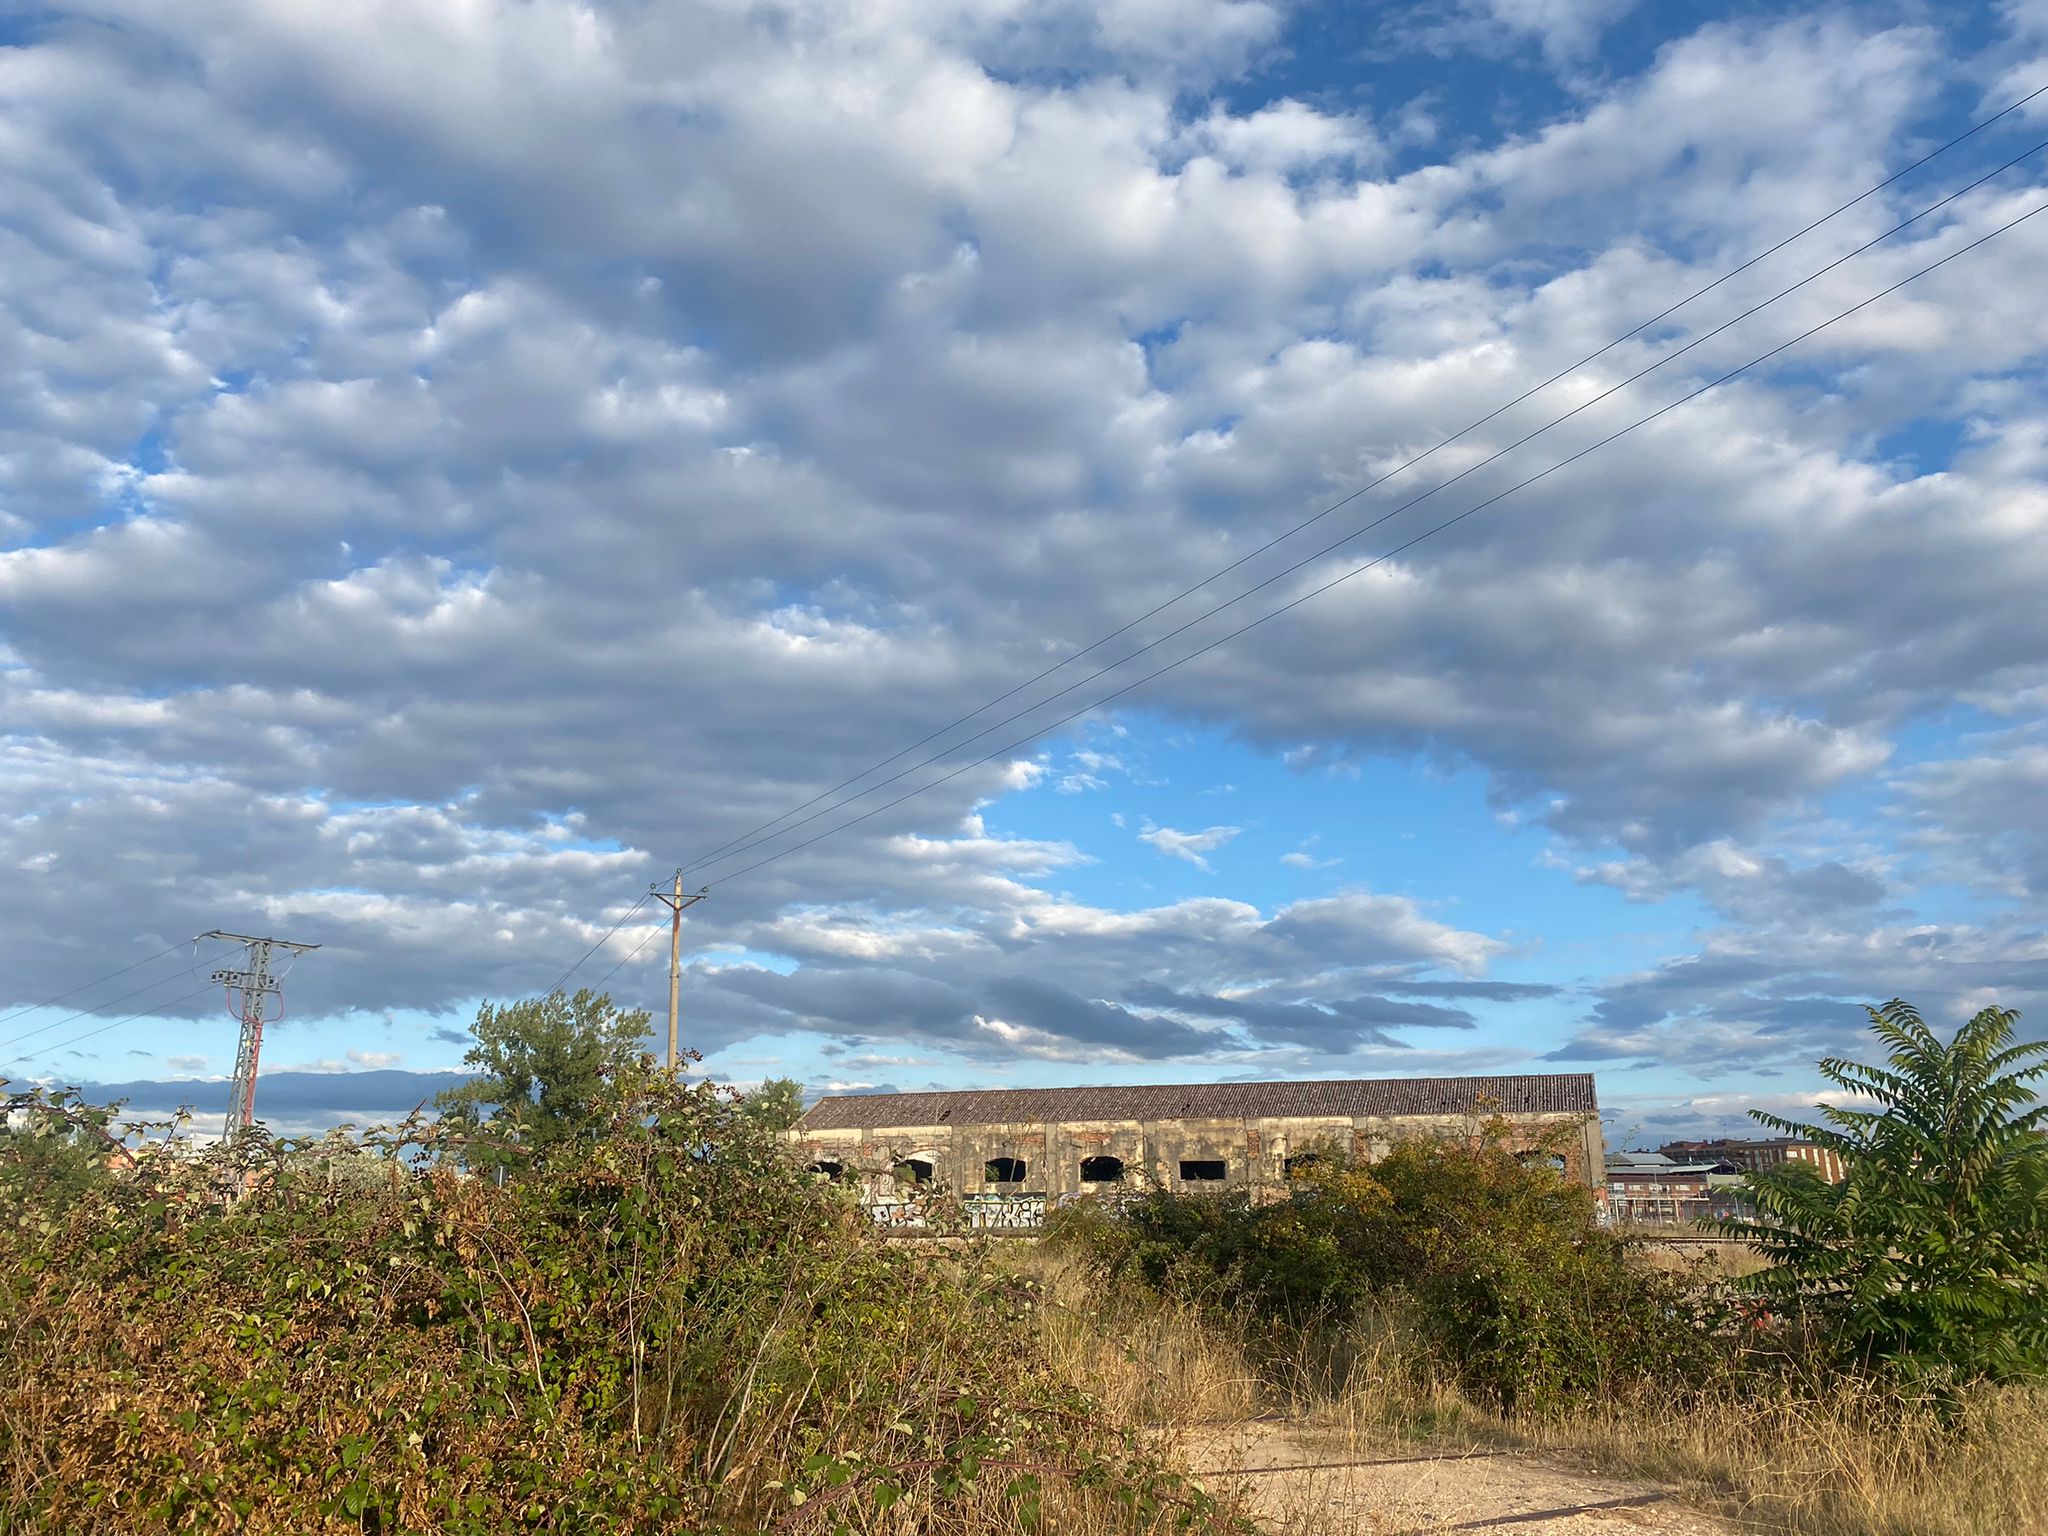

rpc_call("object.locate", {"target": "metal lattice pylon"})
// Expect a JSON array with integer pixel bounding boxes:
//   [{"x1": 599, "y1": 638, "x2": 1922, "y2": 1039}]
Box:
[{"x1": 202, "y1": 931, "x2": 319, "y2": 1131}]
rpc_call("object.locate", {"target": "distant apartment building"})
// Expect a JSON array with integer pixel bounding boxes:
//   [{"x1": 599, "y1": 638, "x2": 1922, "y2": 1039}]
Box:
[
  {"x1": 1603, "y1": 1150, "x2": 1736, "y2": 1226},
  {"x1": 1659, "y1": 1136, "x2": 1845, "y2": 1184}
]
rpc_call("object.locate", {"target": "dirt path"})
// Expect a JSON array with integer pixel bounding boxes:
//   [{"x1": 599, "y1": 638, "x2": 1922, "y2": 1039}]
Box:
[{"x1": 1188, "y1": 1422, "x2": 1739, "y2": 1536}]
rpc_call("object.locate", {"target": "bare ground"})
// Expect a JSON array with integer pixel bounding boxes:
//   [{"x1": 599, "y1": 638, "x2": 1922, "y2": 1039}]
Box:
[{"x1": 1187, "y1": 1421, "x2": 1741, "y2": 1536}]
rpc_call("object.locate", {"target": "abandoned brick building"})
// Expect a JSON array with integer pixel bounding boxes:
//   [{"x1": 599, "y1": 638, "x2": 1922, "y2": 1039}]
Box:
[{"x1": 793, "y1": 1073, "x2": 1604, "y2": 1209}]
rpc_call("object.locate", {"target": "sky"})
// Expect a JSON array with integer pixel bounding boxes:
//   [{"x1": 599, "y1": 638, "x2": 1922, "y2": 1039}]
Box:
[{"x1": 3, "y1": 0, "x2": 2048, "y2": 1147}]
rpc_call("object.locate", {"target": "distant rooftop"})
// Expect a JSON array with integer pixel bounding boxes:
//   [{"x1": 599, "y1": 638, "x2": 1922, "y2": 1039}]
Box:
[
  {"x1": 1607, "y1": 1151, "x2": 1726, "y2": 1176},
  {"x1": 1607, "y1": 1150, "x2": 1678, "y2": 1169},
  {"x1": 800, "y1": 1073, "x2": 1597, "y2": 1133}
]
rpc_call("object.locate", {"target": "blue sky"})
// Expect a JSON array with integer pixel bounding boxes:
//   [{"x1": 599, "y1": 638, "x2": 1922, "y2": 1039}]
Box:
[{"x1": 3, "y1": 0, "x2": 2047, "y2": 1144}]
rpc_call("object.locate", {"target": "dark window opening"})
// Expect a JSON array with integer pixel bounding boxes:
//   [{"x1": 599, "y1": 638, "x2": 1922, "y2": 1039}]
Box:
[
  {"x1": 893, "y1": 1159, "x2": 934, "y2": 1185},
  {"x1": 1079, "y1": 1154, "x2": 1125, "y2": 1184},
  {"x1": 985, "y1": 1156, "x2": 1028, "y2": 1184},
  {"x1": 1282, "y1": 1152, "x2": 1326, "y2": 1178},
  {"x1": 1179, "y1": 1159, "x2": 1227, "y2": 1182},
  {"x1": 809, "y1": 1160, "x2": 845, "y2": 1180}
]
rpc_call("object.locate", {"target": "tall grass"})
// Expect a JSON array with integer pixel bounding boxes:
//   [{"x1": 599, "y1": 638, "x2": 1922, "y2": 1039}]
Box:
[
  {"x1": 1016, "y1": 1244, "x2": 2048, "y2": 1536},
  {"x1": 1521, "y1": 1380, "x2": 2048, "y2": 1536}
]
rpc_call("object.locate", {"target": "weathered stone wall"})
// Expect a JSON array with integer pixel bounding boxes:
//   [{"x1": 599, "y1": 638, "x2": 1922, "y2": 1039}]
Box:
[{"x1": 796, "y1": 1108, "x2": 1603, "y2": 1198}]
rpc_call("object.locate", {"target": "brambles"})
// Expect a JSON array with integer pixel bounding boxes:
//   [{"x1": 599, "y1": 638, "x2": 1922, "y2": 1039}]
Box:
[
  {"x1": 0, "y1": 1086, "x2": 123, "y2": 1218},
  {"x1": 0, "y1": 1062, "x2": 1241, "y2": 1535}
]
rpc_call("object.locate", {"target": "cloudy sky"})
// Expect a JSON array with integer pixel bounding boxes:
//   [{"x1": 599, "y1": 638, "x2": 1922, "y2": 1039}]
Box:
[{"x1": 4, "y1": 0, "x2": 2047, "y2": 1144}]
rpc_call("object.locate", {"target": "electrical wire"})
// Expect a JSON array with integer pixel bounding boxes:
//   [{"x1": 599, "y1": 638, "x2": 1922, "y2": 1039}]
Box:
[
  {"x1": 0, "y1": 938, "x2": 198, "y2": 1034},
  {"x1": 0, "y1": 945, "x2": 233, "y2": 1057},
  {"x1": 583, "y1": 922, "x2": 667, "y2": 995},
  {"x1": 696, "y1": 193, "x2": 2048, "y2": 891},
  {"x1": 683, "y1": 144, "x2": 2048, "y2": 883},
  {"x1": 672, "y1": 81, "x2": 2048, "y2": 879},
  {"x1": 543, "y1": 892, "x2": 656, "y2": 994},
  {"x1": 0, "y1": 982, "x2": 225, "y2": 1071}
]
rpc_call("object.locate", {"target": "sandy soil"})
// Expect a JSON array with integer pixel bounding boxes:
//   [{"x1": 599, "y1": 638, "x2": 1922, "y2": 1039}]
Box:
[{"x1": 1187, "y1": 1422, "x2": 1740, "y2": 1536}]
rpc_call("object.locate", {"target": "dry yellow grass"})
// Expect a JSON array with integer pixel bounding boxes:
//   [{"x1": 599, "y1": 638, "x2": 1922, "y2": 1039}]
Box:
[
  {"x1": 1630, "y1": 1238, "x2": 1773, "y2": 1280},
  {"x1": 1015, "y1": 1241, "x2": 1260, "y2": 1428},
  {"x1": 1518, "y1": 1381, "x2": 2048, "y2": 1536},
  {"x1": 1013, "y1": 1244, "x2": 2048, "y2": 1536}
]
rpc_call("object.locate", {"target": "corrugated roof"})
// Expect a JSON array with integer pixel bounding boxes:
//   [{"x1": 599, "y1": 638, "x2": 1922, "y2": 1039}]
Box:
[{"x1": 800, "y1": 1073, "x2": 1596, "y2": 1132}]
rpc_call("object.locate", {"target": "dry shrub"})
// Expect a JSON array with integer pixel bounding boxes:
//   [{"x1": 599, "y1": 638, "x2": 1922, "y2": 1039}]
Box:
[{"x1": 0, "y1": 1078, "x2": 1245, "y2": 1536}]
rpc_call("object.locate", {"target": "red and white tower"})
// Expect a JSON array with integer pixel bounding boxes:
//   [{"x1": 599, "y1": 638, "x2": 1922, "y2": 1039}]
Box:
[{"x1": 203, "y1": 930, "x2": 320, "y2": 1131}]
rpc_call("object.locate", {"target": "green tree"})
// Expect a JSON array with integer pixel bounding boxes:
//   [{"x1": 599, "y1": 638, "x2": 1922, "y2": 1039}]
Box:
[
  {"x1": 1725, "y1": 999, "x2": 2048, "y2": 1383},
  {"x1": 433, "y1": 989, "x2": 652, "y2": 1173},
  {"x1": 738, "y1": 1076, "x2": 805, "y2": 1134}
]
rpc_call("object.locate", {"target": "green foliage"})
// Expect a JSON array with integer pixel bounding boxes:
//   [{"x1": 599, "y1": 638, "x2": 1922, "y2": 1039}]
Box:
[
  {"x1": 1722, "y1": 999, "x2": 2048, "y2": 1386},
  {"x1": 738, "y1": 1076, "x2": 806, "y2": 1135},
  {"x1": 432, "y1": 988, "x2": 652, "y2": 1174},
  {"x1": 0, "y1": 1063, "x2": 1236, "y2": 1535},
  {"x1": 0, "y1": 1085, "x2": 124, "y2": 1217},
  {"x1": 1069, "y1": 1125, "x2": 1727, "y2": 1415}
]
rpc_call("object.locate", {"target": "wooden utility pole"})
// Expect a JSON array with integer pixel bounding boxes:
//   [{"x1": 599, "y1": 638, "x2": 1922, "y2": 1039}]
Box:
[{"x1": 647, "y1": 874, "x2": 708, "y2": 1068}]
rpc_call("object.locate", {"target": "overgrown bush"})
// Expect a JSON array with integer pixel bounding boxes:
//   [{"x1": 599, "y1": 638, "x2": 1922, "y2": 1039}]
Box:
[
  {"x1": 0, "y1": 1088, "x2": 119, "y2": 1218},
  {"x1": 1056, "y1": 1125, "x2": 1730, "y2": 1415},
  {"x1": 0, "y1": 1066, "x2": 1236, "y2": 1535}
]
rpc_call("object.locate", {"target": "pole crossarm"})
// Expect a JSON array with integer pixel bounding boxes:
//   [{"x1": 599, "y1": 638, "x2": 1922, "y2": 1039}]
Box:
[
  {"x1": 200, "y1": 930, "x2": 322, "y2": 954},
  {"x1": 648, "y1": 876, "x2": 709, "y2": 1068},
  {"x1": 644, "y1": 886, "x2": 710, "y2": 916}
]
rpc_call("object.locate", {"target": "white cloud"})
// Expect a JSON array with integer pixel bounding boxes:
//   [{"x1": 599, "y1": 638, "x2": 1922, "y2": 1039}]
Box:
[
  {"x1": 1055, "y1": 748, "x2": 1124, "y2": 793},
  {"x1": 1280, "y1": 835, "x2": 1338, "y2": 871},
  {"x1": 1138, "y1": 820, "x2": 1241, "y2": 871},
  {"x1": 0, "y1": 2, "x2": 2043, "y2": 1118},
  {"x1": 1181, "y1": 100, "x2": 1380, "y2": 175},
  {"x1": 1466, "y1": 0, "x2": 1637, "y2": 65},
  {"x1": 1893, "y1": 727, "x2": 2048, "y2": 899}
]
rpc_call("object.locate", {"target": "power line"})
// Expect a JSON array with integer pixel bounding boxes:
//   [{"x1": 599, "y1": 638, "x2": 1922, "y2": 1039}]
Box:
[
  {"x1": 0, "y1": 946, "x2": 231, "y2": 1058},
  {"x1": 0, "y1": 982, "x2": 225, "y2": 1072},
  {"x1": 683, "y1": 143, "x2": 2048, "y2": 883},
  {"x1": 672, "y1": 81, "x2": 2048, "y2": 879},
  {"x1": 543, "y1": 891, "x2": 655, "y2": 994},
  {"x1": 695, "y1": 193, "x2": 2048, "y2": 891},
  {"x1": 0, "y1": 938, "x2": 197, "y2": 1034},
  {"x1": 585, "y1": 921, "x2": 666, "y2": 995}
]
